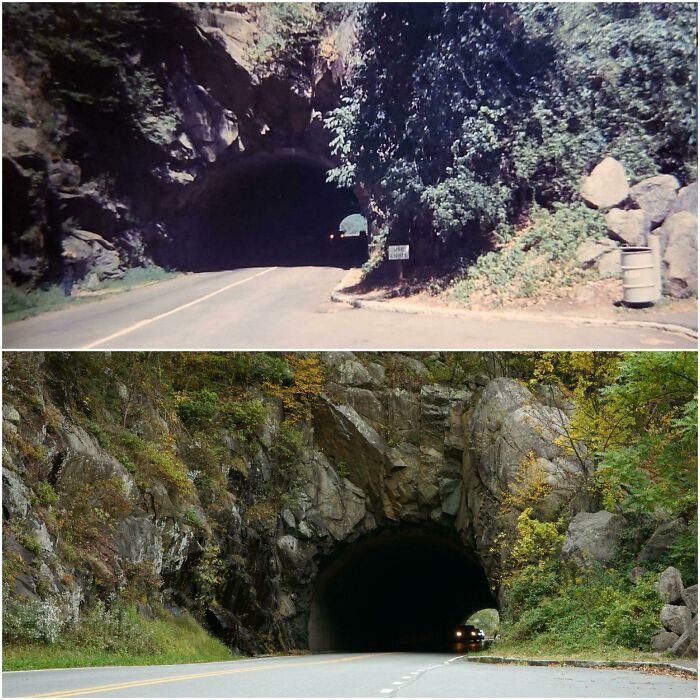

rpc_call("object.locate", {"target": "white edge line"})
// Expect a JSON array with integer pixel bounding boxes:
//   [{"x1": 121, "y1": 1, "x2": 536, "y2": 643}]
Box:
[{"x1": 82, "y1": 267, "x2": 278, "y2": 349}]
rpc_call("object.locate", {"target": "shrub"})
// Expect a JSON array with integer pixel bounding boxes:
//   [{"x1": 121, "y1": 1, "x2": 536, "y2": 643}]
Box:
[
  {"x1": 222, "y1": 400, "x2": 266, "y2": 447},
  {"x1": 3, "y1": 592, "x2": 65, "y2": 644},
  {"x1": 451, "y1": 202, "x2": 606, "y2": 304},
  {"x1": 34, "y1": 481, "x2": 58, "y2": 508}
]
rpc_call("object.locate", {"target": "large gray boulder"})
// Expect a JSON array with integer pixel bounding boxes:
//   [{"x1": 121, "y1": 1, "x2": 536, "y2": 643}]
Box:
[
  {"x1": 597, "y1": 249, "x2": 621, "y2": 279},
  {"x1": 682, "y1": 585, "x2": 698, "y2": 615},
  {"x1": 639, "y1": 519, "x2": 688, "y2": 563},
  {"x1": 630, "y1": 174, "x2": 680, "y2": 225},
  {"x1": 337, "y1": 360, "x2": 373, "y2": 388},
  {"x1": 576, "y1": 238, "x2": 617, "y2": 269},
  {"x1": 561, "y1": 511, "x2": 627, "y2": 568},
  {"x1": 660, "y1": 604, "x2": 692, "y2": 635},
  {"x1": 652, "y1": 630, "x2": 680, "y2": 652},
  {"x1": 656, "y1": 567, "x2": 685, "y2": 604},
  {"x1": 670, "y1": 181, "x2": 698, "y2": 215},
  {"x1": 605, "y1": 208, "x2": 651, "y2": 246},
  {"x1": 672, "y1": 619, "x2": 698, "y2": 657},
  {"x1": 580, "y1": 157, "x2": 629, "y2": 209},
  {"x1": 655, "y1": 212, "x2": 698, "y2": 298}
]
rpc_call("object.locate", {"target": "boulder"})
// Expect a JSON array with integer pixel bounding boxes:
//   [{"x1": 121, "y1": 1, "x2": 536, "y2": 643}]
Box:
[
  {"x1": 596, "y1": 249, "x2": 621, "y2": 278},
  {"x1": 365, "y1": 363, "x2": 386, "y2": 387},
  {"x1": 670, "y1": 181, "x2": 698, "y2": 215},
  {"x1": 576, "y1": 238, "x2": 617, "y2": 269},
  {"x1": 655, "y1": 212, "x2": 698, "y2": 298},
  {"x1": 605, "y1": 208, "x2": 651, "y2": 246},
  {"x1": 651, "y1": 630, "x2": 680, "y2": 652},
  {"x1": 660, "y1": 604, "x2": 692, "y2": 635},
  {"x1": 656, "y1": 567, "x2": 685, "y2": 604},
  {"x1": 276, "y1": 534, "x2": 306, "y2": 571},
  {"x1": 682, "y1": 585, "x2": 698, "y2": 615},
  {"x1": 337, "y1": 360, "x2": 373, "y2": 388},
  {"x1": 671, "y1": 614, "x2": 698, "y2": 657},
  {"x1": 629, "y1": 174, "x2": 680, "y2": 225},
  {"x1": 561, "y1": 511, "x2": 628, "y2": 568},
  {"x1": 580, "y1": 157, "x2": 629, "y2": 209},
  {"x1": 639, "y1": 519, "x2": 688, "y2": 563}
]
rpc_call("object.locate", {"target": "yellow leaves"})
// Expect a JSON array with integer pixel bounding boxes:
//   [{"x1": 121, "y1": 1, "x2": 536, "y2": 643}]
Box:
[
  {"x1": 500, "y1": 451, "x2": 554, "y2": 515},
  {"x1": 264, "y1": 354, "x2": 325, "y2": 421}
]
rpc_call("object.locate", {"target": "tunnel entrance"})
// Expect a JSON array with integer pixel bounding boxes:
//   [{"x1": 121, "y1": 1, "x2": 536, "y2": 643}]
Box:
[
  {"x1": 309, "y1": 527, "x2": 497, "y2": 652},
  {"x1": 164, "y1": 154, "x2": 365, "y2": 271}
]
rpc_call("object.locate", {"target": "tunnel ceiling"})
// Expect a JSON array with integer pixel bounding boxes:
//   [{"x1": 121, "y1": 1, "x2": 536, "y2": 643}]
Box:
[
  {"x1": 309, "y1": 526, "x2": 497, "y2": 653},
  {"x1": 161, "y1": 153, "x2": 365, "y2": 271}
]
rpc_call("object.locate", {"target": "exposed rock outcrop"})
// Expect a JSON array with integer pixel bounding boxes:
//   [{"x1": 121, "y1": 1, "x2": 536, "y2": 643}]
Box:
[{"x1": 561, "y1": 511, "x2": 627, "y2": 568}]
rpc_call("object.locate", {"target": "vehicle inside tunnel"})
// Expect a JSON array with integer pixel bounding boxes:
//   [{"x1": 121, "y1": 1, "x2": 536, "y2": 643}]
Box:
[
  {"x1": 309, "y1": 527, "x2": 497, "y2": 653},
  {"x1": 164, "y1": 154, "x2": 366, "y2": 271}
]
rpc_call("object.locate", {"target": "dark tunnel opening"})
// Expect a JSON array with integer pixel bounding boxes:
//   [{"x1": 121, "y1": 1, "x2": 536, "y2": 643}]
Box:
[
  {"x1": 163, "y1": 155, "x2": 366, "y2": 271},
  {"x1": 309, "y1": 527, "x2": 498, "y2": 653}
]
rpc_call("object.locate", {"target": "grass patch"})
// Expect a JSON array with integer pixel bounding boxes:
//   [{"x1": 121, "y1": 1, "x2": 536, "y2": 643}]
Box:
[
  {"x1": 3, "y1": 266, "x2": 179, "y2": 323},
  {"x1": 3, "y1": 602, "x2": 238, "y2": 671}
]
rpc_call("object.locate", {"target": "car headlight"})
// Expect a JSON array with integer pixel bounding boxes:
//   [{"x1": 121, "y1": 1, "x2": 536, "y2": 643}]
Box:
[{"x1": 456, "y1": 631, "x2": 462, "y2": 638}]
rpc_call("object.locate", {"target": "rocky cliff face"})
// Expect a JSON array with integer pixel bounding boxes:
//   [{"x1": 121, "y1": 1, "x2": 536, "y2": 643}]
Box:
[
  {"x1": 3, "y1": 4, "x2": 354, "y2": 286},
  {"x1": 3, "y1": 352, "x2": 599, "y2": 654}
]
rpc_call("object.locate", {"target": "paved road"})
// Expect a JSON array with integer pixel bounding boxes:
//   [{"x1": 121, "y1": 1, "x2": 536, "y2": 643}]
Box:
[
  {"x1": 3, "y1": 653, "x2": 696, "y2": 697},
  {"x1": 3, "y1": 266, "x2": 694, "y2": 349}
]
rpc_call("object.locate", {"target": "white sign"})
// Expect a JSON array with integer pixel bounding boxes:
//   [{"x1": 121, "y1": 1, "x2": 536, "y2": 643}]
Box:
[{"x1": 388, "y1": 244, "x2": 410, "y2": 261}]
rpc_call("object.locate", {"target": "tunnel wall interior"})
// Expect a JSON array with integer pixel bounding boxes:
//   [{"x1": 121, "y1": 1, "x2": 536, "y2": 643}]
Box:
[
  {"x1": 309, "y1": 527, "x2": 497, "y2": 652},
  {"x1": 163, "y1": 155, "x2": 364, "y2": 271}
]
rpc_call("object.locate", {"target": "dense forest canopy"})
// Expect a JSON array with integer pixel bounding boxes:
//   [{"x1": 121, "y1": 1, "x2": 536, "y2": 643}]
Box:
[{"x1": 327, "y1": 2, "x2": 698, "y2": 264}]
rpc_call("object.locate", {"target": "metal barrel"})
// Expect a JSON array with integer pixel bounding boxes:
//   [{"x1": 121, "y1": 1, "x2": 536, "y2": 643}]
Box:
[{"x1": 620, "y1": 246, "x2": 660, "y2": 304}]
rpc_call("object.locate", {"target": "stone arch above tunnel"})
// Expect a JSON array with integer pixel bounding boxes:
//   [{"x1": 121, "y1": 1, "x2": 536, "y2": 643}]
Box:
[
  {"x1": 155, "y1": 150, "x2": 365, "y2": 271},
  {"x1": 308, "y1": 525, "x2": 497, "y2": 652},
  {"x1": 265, "y1": 357, "x2": 594, "y2": 652}
]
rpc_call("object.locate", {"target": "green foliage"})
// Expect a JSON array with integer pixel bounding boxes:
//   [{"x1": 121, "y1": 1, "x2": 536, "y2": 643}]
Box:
[
  {"x1": 465, "y1": 608, "x2": 500, "y2": 637},
  {"x1": 451, "y1": 202, "x2": 607, "y2": 303},
  {"x1": 34, "y1": 481, "x2": 58, "y2": 508},
  {"x1": 3, "y1": 596, "x2": 235, "y2": 671},
  {"x1": 3, "y1": 589, "x2": 65, "y2": 644},
  {"x1": 327, "y1": 3, "x2": 696, "y2": 266},
  {"x1": 669, "y1": 517, "x2": 698, "y2": 586},
  {"x1": 501, "y1": 564, "x2": 662, "y2": 652},
  {"x1": 589, "y1": 353, "x2": 697, "y2": 514}
]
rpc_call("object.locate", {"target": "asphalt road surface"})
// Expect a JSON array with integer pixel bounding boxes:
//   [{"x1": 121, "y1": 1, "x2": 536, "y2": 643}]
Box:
[
  {"x1": 3, "y1": 653, "x2": 697, "y2": 697},
  {"x1": 3, "y1": 266, "x2": 694, "y2": 349}
]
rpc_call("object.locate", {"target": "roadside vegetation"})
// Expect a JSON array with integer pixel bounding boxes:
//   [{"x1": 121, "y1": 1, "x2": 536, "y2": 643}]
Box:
[
  {"x1": 3, "y1": 266, "x2": 178, "y2": 323},
  {"x1": 3, "y1": 598, "x2": 236, "y2": 671},
  {"x1": 2, "y1": 352, "x2": 324, "y2": 668},
  {"x1": 327, "y1": 3, "x2": 696, "y2": 294},
  {"x1": 486, "y1": 352, "x2": 697, "y2": 660}
]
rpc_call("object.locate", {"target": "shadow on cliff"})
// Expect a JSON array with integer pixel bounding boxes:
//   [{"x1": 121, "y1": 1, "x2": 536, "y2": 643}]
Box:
[
  {"x1": 159, "y1": 156, "x2": 365, "y2": 272},
  {"x1": 309, "y1": 526, "x2": 497, "y2": 652}
]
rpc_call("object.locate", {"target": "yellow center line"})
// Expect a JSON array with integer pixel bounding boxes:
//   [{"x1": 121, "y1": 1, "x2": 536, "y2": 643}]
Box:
[
  {"x1": 30, "y1": 653, "x2": 394, "y2": 698},
  {"x1": 82, "y1": 266, "x2": 278, "y2": 349}
]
